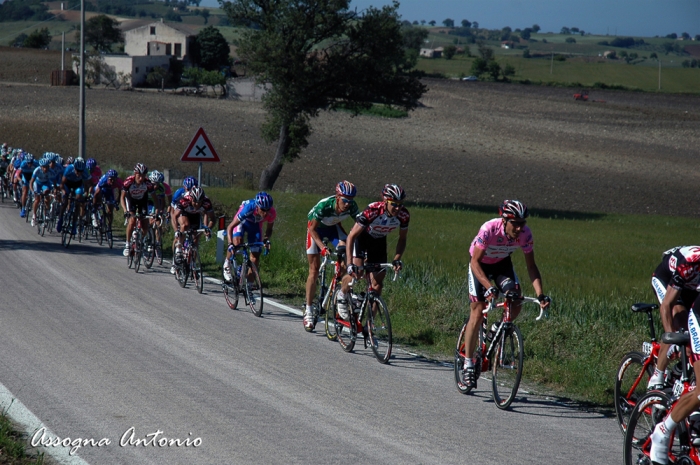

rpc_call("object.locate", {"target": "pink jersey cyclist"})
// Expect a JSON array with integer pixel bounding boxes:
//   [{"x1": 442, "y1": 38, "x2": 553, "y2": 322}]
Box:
[{"x1": 469, "y1": 218, "x2": 533, "y2": 264}]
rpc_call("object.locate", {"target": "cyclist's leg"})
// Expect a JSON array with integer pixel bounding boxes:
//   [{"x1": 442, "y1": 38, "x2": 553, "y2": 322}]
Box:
[{"x1": 494, "y1": 259, "x2": 521, "y2": 318}]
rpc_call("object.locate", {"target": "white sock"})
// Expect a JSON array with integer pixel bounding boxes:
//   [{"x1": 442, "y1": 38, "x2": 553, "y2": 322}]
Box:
[
  {"x1": 336, "y1": 290, "x2": 345, "y2": 301},
  {"x1": 305, "y1": 305, "x2": 313, "y2": 313},
  {"x1": 464, "y1": 358, "x2": 474, "y2": 370}
]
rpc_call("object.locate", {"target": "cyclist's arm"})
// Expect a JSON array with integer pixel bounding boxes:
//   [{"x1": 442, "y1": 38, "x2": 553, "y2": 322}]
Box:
[
  {"x1": 660, "y1": 285, "x2": 681, "y2": 333},
  {"x1": 307, "y1": 218, "x2": 326, "y2": 251},
  {"x1": 263, "y1": 222, "x2": 274, "y2": 242},
  {"x1": 345, "y1": 222, "x2": 365, "y2": 268},
  {"x1": 470, "y1": 247, "x2": 495, "y2": 291},
  {"x1": 226, "y1": 216, "x2": 241, "y2": 245},
  {"x1": 393, "y1": 228, "x2": 407, "y2": 264},
  {"x1": 523, "y1": 250, "x2": 547, "y2": 307},
  {"x1": 202, "y1": 211, "x2": 214, "y2": 229},
  {"x1": 120, "y1": 190, "x2": 128, "y2": 212}
]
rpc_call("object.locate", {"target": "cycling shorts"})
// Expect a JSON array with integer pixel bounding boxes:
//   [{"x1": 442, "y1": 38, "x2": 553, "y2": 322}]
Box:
[
  {"x1": 352, "y1": 231, "x2": 387, "y2": 264},
  {"x1": 306, "y1": 222, "x2": 346, "y2": 255},
  {"x1": 21, "y1": 171, "x2": 32, "y2": 185},
  {"x1": 64, "y1": 179, "x2": 83, "y2": 195},
  {"x1": 33, "y1": 181, "x2": 52, "y2": 194},
  {"x1": 687, "y1": 298, "x2": 700, "y2": 357},
  {"x1": 652, "y1": 258, "x2": 699, "y2": 309},
  {"x1": 125, "y1": 196, "x2": 148, "y2": 216},
  {"x1": 231, "y1": 221, "x2": 263, "y2": 252},
  {"x1": 468, "y1": 255, "x2": 521, "y2": 303},
  {"x1": 99, "y1": 186, "x2": 116, "y2": 204}
]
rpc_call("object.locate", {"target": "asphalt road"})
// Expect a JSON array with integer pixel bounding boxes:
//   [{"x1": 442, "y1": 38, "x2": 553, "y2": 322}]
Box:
[{"x1": 0, "y1": 201, "x2": 622, "y2": 465}]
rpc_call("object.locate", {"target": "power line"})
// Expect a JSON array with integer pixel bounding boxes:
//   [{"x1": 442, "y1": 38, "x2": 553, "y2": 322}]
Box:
[{"x1": 0, "y1": 3, "x2": 82, "y2": 42}]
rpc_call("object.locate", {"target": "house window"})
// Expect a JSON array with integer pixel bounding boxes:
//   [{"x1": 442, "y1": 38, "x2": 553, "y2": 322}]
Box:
[
  {"x1": 150, "y1": 26, "x2": 156, "y2": 35},
  {"x1": 174, "y1": 43, "x2": 182, "y2": 57},
  {"x1": 166, "y1": 44, "x2": 171, "y2": 55},
  {"x1": 135, "y1": 67, "x2": 139, "y2": 73}
]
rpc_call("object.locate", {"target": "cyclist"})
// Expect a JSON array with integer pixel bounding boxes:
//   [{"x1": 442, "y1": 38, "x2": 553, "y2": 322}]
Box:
[
  {"x1": 337, "y1": 184, "x2": 408, "y2": 322},
  {"x1": 92, "y1": 169, "x2": 122, "y2": 231},
  {"x1": 29, "y1": 158, "x2": 54, "y2": 227},
  {"x1": 18, "y1": 153, "x2": 39, "y2": 217},
  {"x1": 646, "y1": 246, "x2": 700, "y2": 390},
  {"x1": 303, "y1": 181, "x2": 359, "y2": 330},
  {"x1": 223, "y1": 192, "x2": 275, "y2": 283},
  {"x1": 169, "y1": 176, "x2": 197, "y2": 273},
  {"x1": 461, "y1": 200, "x2": 550, "y2": 390},
  {"x1": 120, "y1": 163, "x2": 156, "y2": 257},
  {"x1": 57, "y1": 158, "x2": 91, "y2": 234},
  {"x1": 172, "y1": 186, "x2": 214, "y2": 272},
  {"x1": 0, "y1": 152, "x2": 10, "y2": 197},
  {"x1": 9, "y1": 150, "x2": 23, "y2": 203}
]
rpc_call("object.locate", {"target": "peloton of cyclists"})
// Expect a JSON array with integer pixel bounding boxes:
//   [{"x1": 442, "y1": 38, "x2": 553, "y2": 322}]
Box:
[
  {"x1": 303, "y1": 181, "x2": 359, "y2": 330},
  {"x1": 337, "y1": 184, "x2": 408, "y2": 322},
  {"x1": 460, "y1": 200, "x2": 550, "y2": 390},
  {"x1": 120, "y1": 163, "x2": 156, "y2": 256},
  {"x1": 223, "y1": 192, "x2": 275, "y2": 283},
  {"x1": 649, "y1": 246, "x2": 700, "y2": 465}
]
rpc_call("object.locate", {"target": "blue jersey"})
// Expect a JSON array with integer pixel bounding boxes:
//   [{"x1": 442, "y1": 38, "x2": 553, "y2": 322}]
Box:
[
  {"x1": 171, "y1": 187, "x2": 186, "y2": 206},
  {"x1": 31, "y1": 166, "x2": 53, "y2": 185},
  {"x1": 12, "y1": 157, "x2": 22, "y2": 169},
  {"x1": 20, "y1": 160, "x2": 39, "y2": 175},
  {"x1": 49, "y1": 165, "x2": 63, "y2": 184},
  {"x1": 235, "y1": 199, "x2": 277, "y2": 225},
  {"x1": 63, "y1": 164, "x2": 90, "y2": 183}
]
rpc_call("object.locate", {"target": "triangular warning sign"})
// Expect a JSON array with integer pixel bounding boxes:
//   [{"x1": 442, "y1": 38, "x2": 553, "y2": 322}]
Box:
[{"x1": 181, "y1": 127, "x2": 220, "y2": 163}]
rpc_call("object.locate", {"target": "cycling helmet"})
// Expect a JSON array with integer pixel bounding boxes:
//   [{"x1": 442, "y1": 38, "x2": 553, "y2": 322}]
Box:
[
  {"x1": 66, "y1": 156, "x2": 74, "y2": 165},
  {"x1": 190, "y1": 186, "x2": 204, "y2": 203},
  {"x1": 133, "y1": 163, "x2": 147, "y2": 175},
  {"x1": 183, "y1": 176, "x2": 198, "y2": 190},
  {"x1": 149, "y1": 170, "x2": 164, "y2": 183},
  {"x1": 255, "y1": 191, "x2": 273, "y2": 210},
  {"x1": 382, "y1": 184, "x2": 406, "y2": 202},
  {"x1": 73, "y1": 158, "x2": 86, "y2": 171},
  {"x1": 499, "y1": 199, "x2": 529, "y2": 220},
  {"x1": 55, "y1": 156, "x2": 63, "y2": 166},
  {"x1": 86, "y1": 158, "x2": 96, "y2": 172},
  {"x1": 24, "y1": 153, "x2": 34, "y2": 163},
  {"x1": 38, "y1": 158, "x2": 50, "y2": 167},
  {"x1": 106, "y1": 169, "x2": 118, "y2": 179},
  {"x1": 335, "y1": 180, "x2": 357, "y2": 198}
]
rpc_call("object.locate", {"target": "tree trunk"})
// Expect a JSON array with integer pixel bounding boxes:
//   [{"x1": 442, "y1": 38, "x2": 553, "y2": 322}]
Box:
[{"x1": 259, "y1": 124, "x2": 289, "y2": 190}]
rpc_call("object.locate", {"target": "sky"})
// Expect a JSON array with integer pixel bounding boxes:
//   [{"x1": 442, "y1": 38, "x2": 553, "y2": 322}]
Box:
[{"x1": 203, "y1": 0, "x2": 700, "y2": 38}]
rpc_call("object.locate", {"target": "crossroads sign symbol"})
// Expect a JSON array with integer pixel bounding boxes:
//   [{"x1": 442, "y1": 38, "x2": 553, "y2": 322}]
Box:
[{"x1": 181, "y1": 127, "x2": 220, "y2": 163}]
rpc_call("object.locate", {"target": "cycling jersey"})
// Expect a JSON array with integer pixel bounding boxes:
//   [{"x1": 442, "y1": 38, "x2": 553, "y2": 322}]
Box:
[
  {"x1": 236, "y1": 199, "x2": 277, "y2": 225},
  {"x1": 176, "y1": 193, "x2": 213, "y2": 217},
  {"x1": 655, "y1": 246, "x2": 700, "y2": 292},
  {"x1": 63, "y1": 165, "x2": 91, "y2": 183},
  {"x1": 122, "y1": 175, "x2": 154, "y2": 200},
  {"x1": 307, "y1": 196, "x2": 359, "y2": 225},
  {"x1": 355, "y1": 201, "x2": 409, "y2": 239},
  {"x1": 31, "y1": 166, "x2": 54, "y2": 187},
  {"x1": 153, "y1": 182, "x2": 172, "y2": 198},
  {"x1": 469, "y1": 218, "x2": 534, "y2": 264},
  {"x1": 171, "y1": 187, "x2": 187, "y2": 208},
  {"x1": 96, "y1": 175, "x2": 123, "y2": 203},
  {"x1": 89, "y1": 166, "x2": 102, "y2": 186},
  {"x1": 48, "y1": 164, "x2": 63, "y2": 185}
]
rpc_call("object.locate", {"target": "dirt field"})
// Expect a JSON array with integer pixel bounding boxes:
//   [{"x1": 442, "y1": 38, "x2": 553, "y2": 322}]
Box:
[{"x1": 1, "y1": 48, "x2": 699, "y2": 217}]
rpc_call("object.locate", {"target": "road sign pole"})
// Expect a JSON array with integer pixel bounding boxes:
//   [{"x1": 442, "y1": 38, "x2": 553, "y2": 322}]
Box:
[{"x1": 198, "y1": 162, "x2": 202, "y2": 188}]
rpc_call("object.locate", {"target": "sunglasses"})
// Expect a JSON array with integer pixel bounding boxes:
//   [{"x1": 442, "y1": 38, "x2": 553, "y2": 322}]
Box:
[
  {"x1": 339, "y1": 197, "x2": 352, "y2": 204},
  {"x1": 386, "y1": 200, "x2": 402, "y2": 207},
  {"x1": 509, "y1": 220, "x2": 527, "y2": 227},
  {"x1": 259, "y1": 207, "x2": 270, "y2": 213}
]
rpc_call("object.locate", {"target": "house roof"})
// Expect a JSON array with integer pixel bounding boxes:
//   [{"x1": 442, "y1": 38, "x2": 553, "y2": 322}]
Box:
[{"x1": 122, "y1": 21, "x2": 197, "y2": 37}]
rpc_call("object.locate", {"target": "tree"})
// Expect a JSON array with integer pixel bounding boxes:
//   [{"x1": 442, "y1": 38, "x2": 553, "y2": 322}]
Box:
[
  {"x1": 193, "y1": 26, "x2": 230, "y2": 71},
  {"x1": 695, "y1": 35, "x2": 700, "y2": 41},
  {"x1": 420, "y1": 20, "x2": 425, "y2": 25},
  {"x1": 78, "y1": 14, "x2": 123, "y2": 52},
  {"x1": 565, "y1": 37, "x2": 576, "y2": 43},
  {"x1": 471, "y1": 21, "x2": 478, "y2": 29},
  {"x1": 470, "y1": 57, "x2": 488, "y2": 76},
  {"x1": 560, "y1": 27, "x2": 571, "y2": 35},
  {"x1": 681, "y1": 32, "x2": 690, "y2": 40},
  {"x1": 443, "y1": 18, "x2": 454, "y2": 28},
  {"x1": 201, "y1": 9, "x2": 210, "y2": 24},
  {"x1": 571, "y1": 27, "x2": 579, "y2": 33},
  {"x1": 9, "y1": 33, "x2": 27, "y2": 47},
  {"x1": 522, "y1": 48, "x2": 530, "y2": 58},
  {"x1": 443, "y1": 44, "x2": 456, "y2": 59},
  {"x1": 402, "y1": 26, "x2": 429, "y2": 66},
  {"x1": 532, "y1": 24, "x2": 540, "y2": 32},
  {"x1": 23, "y1": 28, "x2": 51, "y2": 48},
  {"x1": 501, "y1": 63, "x2": 515, "y2": 79},
  {"x1": 221, "y1": 0, "x2": 426, "y2": 190},
  {"x1": 666, "y1": 33, "x2": 677, "y2": 39},
  {"x1": 476, "y1": 42, "x2": 493, "y2": 60},
  {"x1": 520, "y1": 28, "x2": 531, "y2": 40},
  {"x1": 461, "y1": 19, "x2": 471, "y2": 28},
  {"x1": 429, "y1": 20, "x2": 436, "y2": 26},
  {"x1": 650, "y1": 52, "x2": 658, "y2": 59}
]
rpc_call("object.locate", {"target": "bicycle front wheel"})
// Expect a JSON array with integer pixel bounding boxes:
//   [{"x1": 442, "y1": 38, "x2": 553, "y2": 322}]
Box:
[
  {"x1": 454, "y1": 322, "x2": 472, "y2": 395},
  {"x1": 623, "y1": 390, "x2": 674, "y2": 465},
  {"x1": 177, "y1": 262, "x2": 188, "y2": 288},
  {"x1": 144, "y1": 228, "x2": 155, "y2": 269},
  {"x1": 324, "y1": 287, "x2": 338, "y2": 342},
  {"x1": 367, "y1": 296, "x2": 392, "y2": 364},
  {"x1": 491, "y1": 324, "x2": 524, "y2": 410},
  {"x1": 615, "y1": 351, "x2": 653, "y2": 435},
  {"x1": 192, "y1": 249, "x2": 203, "y2": 294},
  {"x1": 134, "y1": 233, "x2": 142, "y2": 273},
  {"x1": 245, "y1": 261, "x2": 263, "y2": 316},
  {"x1": 37, "y1": 203, "x2": 44, "y2": 235}
]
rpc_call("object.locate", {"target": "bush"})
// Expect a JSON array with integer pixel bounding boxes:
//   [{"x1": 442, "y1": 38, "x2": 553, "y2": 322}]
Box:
[
  {"x1": 553, "y1": 54, "x2": 566, "y2": 61},
  {"x1": 23, "y1": 27, "x2": 51, "y2": 48},
  {"x1": 565, "y1": 37, "x2": 576, "y2": 44},
  {"x1": 522, "y1": 48, "x2": 530, "y2": 58}
]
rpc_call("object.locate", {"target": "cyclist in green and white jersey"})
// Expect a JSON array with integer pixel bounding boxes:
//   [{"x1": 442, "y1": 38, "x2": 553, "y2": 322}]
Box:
[{"x1": 303, "y1": 181, "x2": 359, "y2": 330}]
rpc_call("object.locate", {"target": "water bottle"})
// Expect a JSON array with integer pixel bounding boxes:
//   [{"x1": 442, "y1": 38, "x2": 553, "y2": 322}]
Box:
[
  {"x1": 352, "y1": 292, "x2": 365, "y2": 313},
  {"x1": 485, "y1": 323, "x2": 499, "y2": 342},
  {"x1": 689, "y1": 412, "x2": 700, "y2": 446}
]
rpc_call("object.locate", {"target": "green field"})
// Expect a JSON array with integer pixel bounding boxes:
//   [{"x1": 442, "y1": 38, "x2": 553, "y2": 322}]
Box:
[{"x1": 147, "y1": 186, "x2": 698, "y2": 405}]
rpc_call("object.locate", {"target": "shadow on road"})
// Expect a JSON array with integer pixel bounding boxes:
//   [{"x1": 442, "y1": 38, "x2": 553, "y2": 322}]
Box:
[{"x1": 0, "y1": 238, "x2": 121, "y2": 256}]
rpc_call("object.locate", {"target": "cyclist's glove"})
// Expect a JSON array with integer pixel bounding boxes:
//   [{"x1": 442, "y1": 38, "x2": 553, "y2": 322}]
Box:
[
  {"x1": 347, "y1": 264, "x2": 358, "y2": 276},
  {"x1": 538, "y1": 294, "x2": 551, "y2": 304},
  {"x1": 321, "y1": 247, "x2": 329, "y2": 257},
  {"x1": 485, "y1": 286, "x2": 499, "y2": 300},
  {"x1": 123, "y1": 212, "x2": 131, "y2": 219},
  {"x1": 392, "y1": 259, "x2": 403, "y2": 269}
]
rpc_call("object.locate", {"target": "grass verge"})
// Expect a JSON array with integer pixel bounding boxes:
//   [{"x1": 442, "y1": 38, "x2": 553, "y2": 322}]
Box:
[{"x1": 0, "y1": 412, "x2": 46, "y2": 464}]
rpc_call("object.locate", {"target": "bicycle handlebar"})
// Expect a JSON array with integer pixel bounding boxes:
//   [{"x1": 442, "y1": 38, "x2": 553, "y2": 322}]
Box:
[{"x1": 482, "y1": 293, "x2": 548, "y2": 321}]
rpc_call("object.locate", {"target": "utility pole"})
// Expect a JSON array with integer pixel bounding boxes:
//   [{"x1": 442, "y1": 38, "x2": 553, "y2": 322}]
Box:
[
  {"x1": 79, "y1": 0, "x2": 86, "y2": 159},
  {"x1": 658, "y1": 58, "x2": 661, "y2": 91},
  {"x1": 550, "y1": 52, "x2": 554, "y2": 74}
]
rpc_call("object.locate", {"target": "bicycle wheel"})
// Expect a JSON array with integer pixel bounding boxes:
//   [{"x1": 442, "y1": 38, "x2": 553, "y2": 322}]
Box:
[
  {"x1": 155, "y1": 239, "x2": 163, "y2": 265},
  {"x1": 107, "y1": 226, "x2": 113, "y2": 249},
  {"x1": 336, "y1": 292, "x2": 356, "y2": 353},
  {"x1": 223, "y1": 279, "x2": 239, "y2": 309},
  {"x1": 36, "y1": 203, "x2": 43, "y2": 235},
  {"x1": 324, "y1": 287, "x2": 339, "y2": 341},
  {"x1": 491, "y1": 324, "x2": 524, "y2": 409},
  {"x1": 192, "y1": 248, "x2": 203, "y2": 294},
  {"x1": 615, "y1": 351, "x2": 654, "y2": 435},
  {"x1": 40, "y1": 203, "x2": 48, "y2": 236},
  {"x1": 144, "y1": 229, "x2": 155, "y2": 269},
  {"x1": 61, "y1": 212, "x2": 72, "y2": 248},
  {"x1": 454, "y1": 322, "x2": 473, "y2": 394},
  {"x1": 96, "y1": 213, "x2": 104, "y2": 246},
  {"x1": 244, "y1": 261, "x2": 263, "y2": 316},
  {"x1": 367, "y1": 295, "x2": 392, "y2": 364},
  {"x1": 623, "y1": 390, "x2": 676, "y2": 465},
  {"x1": 177, "y1": 261, "x2": 188, "y2": 288}
]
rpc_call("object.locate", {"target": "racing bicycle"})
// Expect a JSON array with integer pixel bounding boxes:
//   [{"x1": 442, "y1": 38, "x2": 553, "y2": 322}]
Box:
[
  {"x1": 454, "y1": 290, "x2": 548, "y2": 409},
  {"x1": 222, "y1": 241, "x2": 266, "y2": 317},
  {"x1": 174, "y1": 228, "x2": 209, "y2": 294},
  {"x1": 126, "y1": 212, "x2": 155, "y2": 273}
]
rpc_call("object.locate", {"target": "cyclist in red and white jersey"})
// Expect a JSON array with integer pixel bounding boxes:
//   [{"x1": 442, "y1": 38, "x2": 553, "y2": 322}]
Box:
[
  {"x1": 120, "y1": 163, "x2": 156, "y2": 257},
  {"x1": 462, "y1": 200, "x2": 550, "y2": 389},
  {"x1": 649, "y1": 246, "x2": 700, "y2": 465},
  {"x1": 646, "y1": 246, "x2": 700, "y2": 390},
  {"x1": 337, "y1": 184, "x2": 408, "y2": 321}
]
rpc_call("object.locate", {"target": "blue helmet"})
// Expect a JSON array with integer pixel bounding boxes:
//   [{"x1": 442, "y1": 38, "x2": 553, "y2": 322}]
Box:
[
  {"x1": 24, "y1": 153, "x2": 34, "y2": 163},
  {"x1": 39, "y1": 158, "x2": 50, "y2": 167},
  {"x1": 86, "y1": 158, "x2": 97, "y2": 172},
  {"x1": 55, "y1": 156, "x2": 63, "y2": 166},
  {"x1": 335, "y1": 180, "x2": 356, "y2": 198},
  {"x1": 183, "y1": 176, "x2": 198, "y2": 190},
  {"x1": 73, "y1": 159, "x2": 86, "y2": 171},
  {"x1": 255, "y1": 192, "x2": 273, "y2": 210},
  {"x1": 106, "y1": 169, "x2": 118, "y2": 178}
]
